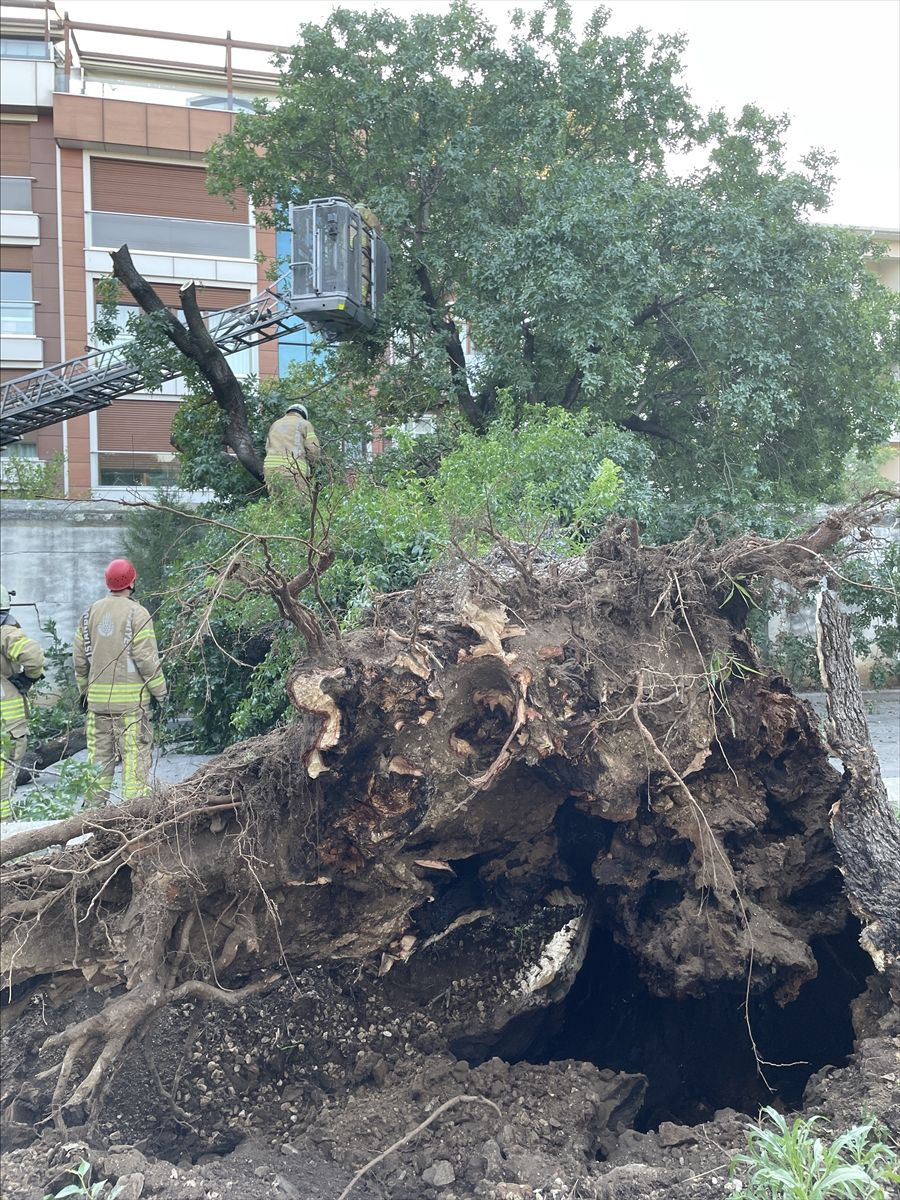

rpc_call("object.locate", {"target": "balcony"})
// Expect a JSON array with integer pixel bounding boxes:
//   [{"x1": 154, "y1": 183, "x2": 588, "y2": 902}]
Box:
[
  {"x1": 87, "y1": 211, "x2": 252, "y2": 260},
  {"x1": 0, "y1": 177, "x2": 39, "y2": 245},
  {"x1": 0, "y1": 55, "x2": 55, "y2": 108},
  {"x1": 57, "y1": 72, "x2": 258, "y2": 113}
]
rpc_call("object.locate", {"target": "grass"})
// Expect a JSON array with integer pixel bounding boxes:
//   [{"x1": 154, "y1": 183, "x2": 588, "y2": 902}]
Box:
[{"x1": 730, "y1": 1107, "x2": 900, "y2": 1199}]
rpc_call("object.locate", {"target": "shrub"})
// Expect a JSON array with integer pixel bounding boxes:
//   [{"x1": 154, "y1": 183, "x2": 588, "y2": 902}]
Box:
[
  {"x1": 14, "y1": 759, "x2": 107, "y2": 821},
  {"x1": 27, "y1": 619, "x2": 84, "y2": 751}
]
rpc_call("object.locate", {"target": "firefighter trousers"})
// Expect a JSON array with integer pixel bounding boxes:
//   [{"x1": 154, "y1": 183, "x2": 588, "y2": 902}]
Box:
[
  {"x1": 0, "y1": 731, "x2": 27, "y2": 819},
  {"x1": 86, "y1": 709, "x2": 153, "y2": 804}
]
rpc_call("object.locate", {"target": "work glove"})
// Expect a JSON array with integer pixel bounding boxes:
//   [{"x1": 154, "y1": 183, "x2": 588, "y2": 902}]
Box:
[
  {"x1": 78, "y1": 694, "x2": 89, "y2": 712},
  {"x1": 150, "y1": 695, "x2": 164, "y2": 718},
  {"x1": 10, "y1": 671, "x2": 40, "y2": 694}
]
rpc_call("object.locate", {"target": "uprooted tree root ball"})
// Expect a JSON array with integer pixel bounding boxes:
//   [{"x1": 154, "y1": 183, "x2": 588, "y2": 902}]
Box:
[{"x1": 1, "y1": 503, "x2": 898, "y2": 1199}]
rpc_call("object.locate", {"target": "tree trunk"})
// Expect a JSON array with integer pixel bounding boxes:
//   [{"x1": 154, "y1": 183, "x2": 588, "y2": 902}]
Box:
[{"x1": 816, "y1": 585, "x2": 900, "y2": 997}]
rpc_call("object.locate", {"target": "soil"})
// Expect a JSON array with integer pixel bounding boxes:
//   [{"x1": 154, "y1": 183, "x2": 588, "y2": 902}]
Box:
[{"x1": 2, "y1": 976, "x2": 897, "y2": 1199}]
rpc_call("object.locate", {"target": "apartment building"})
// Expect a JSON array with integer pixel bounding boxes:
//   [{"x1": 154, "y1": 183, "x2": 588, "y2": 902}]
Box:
[{"x1": 0, "y1": 0, "x2": 294, "y2": 497}]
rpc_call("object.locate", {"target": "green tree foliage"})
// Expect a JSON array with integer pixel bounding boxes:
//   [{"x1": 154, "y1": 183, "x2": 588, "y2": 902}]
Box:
[{"x1": 207, "y1": 0, "x2": 899, "y2": 508}]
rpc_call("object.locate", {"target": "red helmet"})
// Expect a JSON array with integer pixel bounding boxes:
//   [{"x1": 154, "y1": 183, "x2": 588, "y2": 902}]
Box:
[{"x1": 105, "y1": 558, "x2": 137, "y2": 591}]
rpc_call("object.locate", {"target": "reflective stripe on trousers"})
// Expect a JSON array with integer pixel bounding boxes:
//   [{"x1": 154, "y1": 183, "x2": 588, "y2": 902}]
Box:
[
  {"x1": 0, "y1": 732, "x2": 26, "y2": 818},
  {"x1": 86, "y1": 709, "x2": 153, "y2": 803}
]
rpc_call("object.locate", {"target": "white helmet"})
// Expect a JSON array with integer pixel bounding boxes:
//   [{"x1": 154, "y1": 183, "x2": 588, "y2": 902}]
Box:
[{"x1": 286, "y1": 404, "x2": 309, "y2": 420}]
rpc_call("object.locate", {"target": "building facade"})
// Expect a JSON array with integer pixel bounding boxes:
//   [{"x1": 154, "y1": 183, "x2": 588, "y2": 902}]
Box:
[{"x1": 0, "y1": 1, "x2": 289, "y2": 498}]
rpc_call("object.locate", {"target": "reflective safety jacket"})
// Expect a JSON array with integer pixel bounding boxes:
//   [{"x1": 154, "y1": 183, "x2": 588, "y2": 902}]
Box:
[
  {"x1": 263, "y1": 412, "x2": 321, "y2": 479},
  {"x1": 1, "y1": 621, "x2": 45, "y2": 737},
  {"x1": 73, "y1": 594, "x2": 167, "y2": 714}
]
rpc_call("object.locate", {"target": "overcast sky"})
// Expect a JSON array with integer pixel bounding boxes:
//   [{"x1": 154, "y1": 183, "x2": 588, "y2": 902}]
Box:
[{"x1": 62, "y1": 0, "x2": 900, "y2": 230}]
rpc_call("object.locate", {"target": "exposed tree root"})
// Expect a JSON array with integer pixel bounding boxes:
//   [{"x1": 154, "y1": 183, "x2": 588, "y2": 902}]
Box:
[{"x1": 1, "y1": 496, "x2": 895, "y2": 1140}]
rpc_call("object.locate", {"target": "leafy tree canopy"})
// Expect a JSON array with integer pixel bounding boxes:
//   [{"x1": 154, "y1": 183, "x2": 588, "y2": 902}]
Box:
[{"x1": 207, "y1": 0, "x2": 899, "y2": 509}]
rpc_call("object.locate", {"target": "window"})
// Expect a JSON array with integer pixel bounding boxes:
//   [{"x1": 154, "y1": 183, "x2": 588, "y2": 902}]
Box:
[
  {"x1": 0, "y1": 177, "x2": 33, "y2": 211},
  {"x1": 0, "y1": 271, "x2": 34, "y2": 335},
  {"x1": 0, "y1": 38, "x2": 50, "y2": 59},
  {"x1": 97, "y1": 451, "x2": 178, "y2": 487}
]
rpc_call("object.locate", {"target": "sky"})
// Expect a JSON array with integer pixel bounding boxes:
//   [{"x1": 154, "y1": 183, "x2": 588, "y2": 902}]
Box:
[{"x1": 60, "y1": 0, "x2": 900, "y2": 230}]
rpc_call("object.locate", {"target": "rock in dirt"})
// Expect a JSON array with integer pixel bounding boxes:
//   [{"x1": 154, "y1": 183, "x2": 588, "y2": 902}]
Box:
[{"x1": 422, "y1": 1158, "x2": 456, "y2": 1186}]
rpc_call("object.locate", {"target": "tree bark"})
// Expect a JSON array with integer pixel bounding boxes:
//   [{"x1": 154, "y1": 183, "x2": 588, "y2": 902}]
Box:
[
  {"x1": 816, "y1": 585, "x2": 900, "y2": 997},
  {"x1": 110, "y1": 245, "x2": 265, "y2": 482}
]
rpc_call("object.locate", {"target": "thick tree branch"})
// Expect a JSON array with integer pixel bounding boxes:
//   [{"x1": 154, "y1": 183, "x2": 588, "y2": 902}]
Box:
[
  {"x1": 618, "y1": 414, "x2": 682, "y2": 444},
  {"x1": 110, "y1": 245, "x2": 265, "y2": 483}
]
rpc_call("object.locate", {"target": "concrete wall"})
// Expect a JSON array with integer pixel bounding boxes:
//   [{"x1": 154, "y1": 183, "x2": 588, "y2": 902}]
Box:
[{"x1": 0, "y1": 498, "x2": 128, "y2": 654}]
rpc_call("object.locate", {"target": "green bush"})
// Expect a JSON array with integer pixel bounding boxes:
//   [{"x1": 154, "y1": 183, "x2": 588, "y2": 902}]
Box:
[
  {"x1": 43, "y1": 1159, "x2": 124, "y2": 1199},
  {"x1": 731, "y1": 1107, "x2": 900, "y2": 1199},
  {"x1": 27, "y1": 619, "x2": 84, "y2": 751}
]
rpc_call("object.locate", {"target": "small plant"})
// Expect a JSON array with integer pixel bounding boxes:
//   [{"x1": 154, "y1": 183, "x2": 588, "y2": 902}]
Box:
[
  {"x1": 731, "y1": 1106, "x2": 900, "y2": 1199},
  {"x1": 15, "y1": 759, "x2": 107, "y2": 821},
  {"x1": 43, "y1": 1159, "x2": 124, "y2": 1199}
]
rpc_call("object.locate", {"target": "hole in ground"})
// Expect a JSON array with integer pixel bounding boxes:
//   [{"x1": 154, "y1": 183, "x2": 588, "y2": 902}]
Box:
[{"x1": 454, "y1": 919, "x2": 870, "y2": 1133}]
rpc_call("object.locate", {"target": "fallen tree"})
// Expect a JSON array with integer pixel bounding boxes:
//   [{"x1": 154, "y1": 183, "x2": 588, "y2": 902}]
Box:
[{"x1": 1, "y1": 498, "x2": 897, "y2": 1185}]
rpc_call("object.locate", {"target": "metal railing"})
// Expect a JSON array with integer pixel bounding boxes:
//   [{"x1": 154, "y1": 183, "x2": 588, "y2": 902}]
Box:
[{"x1": 87, "y1": 211, "x2": 252, "y2": 260}]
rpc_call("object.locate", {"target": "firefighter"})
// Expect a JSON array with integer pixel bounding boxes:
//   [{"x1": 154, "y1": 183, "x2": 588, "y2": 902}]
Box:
[
  {"x1": 73, "y1": 559, "x2": 167, "y2": 805},
  {"x1": 1, "y1": 585, "x2": 45, "y2": 819},
  {"x1": 263, "y1": 403, "x2": 321, "y2": 499}
]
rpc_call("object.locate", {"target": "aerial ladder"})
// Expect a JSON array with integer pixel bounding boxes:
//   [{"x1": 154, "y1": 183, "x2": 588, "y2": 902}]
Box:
[{"x1": 0, "y1": 198, "x2": 390, "y2": 448}]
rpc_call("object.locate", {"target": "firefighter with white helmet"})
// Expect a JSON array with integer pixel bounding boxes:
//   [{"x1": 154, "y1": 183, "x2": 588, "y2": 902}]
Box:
[
  {"x1": 1, "y1": 584, "x2": 45, "y2": 818},
  {"x1": 73, "y1": 559, "x2": 167, "y2": 804},
  {"x1": 263, "y1": 402, "x2": 321, "y2": 498}
]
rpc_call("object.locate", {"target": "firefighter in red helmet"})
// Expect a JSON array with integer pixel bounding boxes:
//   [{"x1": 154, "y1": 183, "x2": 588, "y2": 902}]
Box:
[{"x1": 73, "y1": 558, "x2": 167, "y2": 804}]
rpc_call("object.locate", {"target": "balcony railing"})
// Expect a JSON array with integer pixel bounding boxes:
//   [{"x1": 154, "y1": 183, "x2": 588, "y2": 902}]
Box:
[
  {"x1": 56, "y1": 72, "x2": 258, "y2": 112},
  {"x1": 0, "y1": 301, "x2": 37, "y2": 335},
  {"x1": 87, "y1": 211, "x2": 252, "y2": 260},
  {"x1": 0, "y1": 177, "x2": 33, "y2": 212}
]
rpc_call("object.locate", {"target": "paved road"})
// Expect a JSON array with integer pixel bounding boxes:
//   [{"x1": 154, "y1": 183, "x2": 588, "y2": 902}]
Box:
[{"x1": 2, "y1": 692, "x2": 898, "y2": 842}]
